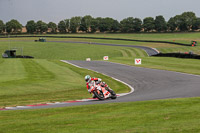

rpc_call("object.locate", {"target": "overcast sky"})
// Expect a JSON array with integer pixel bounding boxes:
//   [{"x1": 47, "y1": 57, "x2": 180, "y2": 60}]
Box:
[{"x1": 1, "y1": 0, "x2": 200, "y2": 25}]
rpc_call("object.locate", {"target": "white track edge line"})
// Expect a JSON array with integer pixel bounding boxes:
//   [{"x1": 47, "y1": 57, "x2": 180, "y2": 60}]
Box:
[{"x1": 60, "y1": 60, "x2": 134, "y2": 97}]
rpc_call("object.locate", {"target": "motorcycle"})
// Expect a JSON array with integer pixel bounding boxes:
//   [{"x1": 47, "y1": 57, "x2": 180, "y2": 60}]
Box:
[{"x1": 88, "y1": 81, "x2": 117, "y2": 100}]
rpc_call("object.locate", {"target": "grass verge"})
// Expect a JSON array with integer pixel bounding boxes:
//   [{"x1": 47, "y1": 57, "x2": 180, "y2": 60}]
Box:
[
  {"x1": 0, "y1": 59, "x2": 130, "y2": 108},
  {"x1": 111, "y1": 57, "x2": 200, "y2": 75},
  {"x1": 0, "y1": 97, "x2": 200, "y2": 133}
]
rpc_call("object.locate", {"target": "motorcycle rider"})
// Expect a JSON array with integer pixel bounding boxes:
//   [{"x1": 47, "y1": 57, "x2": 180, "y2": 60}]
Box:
[{"x1": 84, "y1": 75, "x2": 111, "y2": 97}]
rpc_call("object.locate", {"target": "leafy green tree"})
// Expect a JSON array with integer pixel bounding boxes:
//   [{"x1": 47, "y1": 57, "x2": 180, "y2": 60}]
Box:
[
  {"x1": 168, "y1": 12, "x2": 196, "y2": 32},
  {"x1": 0, "y1": 20, "x2": 5, "y2": 33},
  {"x1": 6, "y1": 19, "x2": 22, "y2": 33},
  {"x1": 36, "y1": 20, "x2": 48, "y2": 33},
  {"x1": 155, "y1": 15, "x2": 167, "y2": 32},
  {"x1": 111, "y1": 19, "x2": 120, "y2": 32},
  {"x1": 90, "y1": 18, "x2": 99, "y2": 33},
  {"x1": 70, "y1": 16, "x2": 81, "y2": 33},
  {"x1": 192, "y1": 18, "x2": 200, "y2": 30},
  {"x1": 143, "y1": 17, "x2": 155, "y2": 32},
  {"x1": 58, "y1": 20, "x2": 67, "y2": 33},
  {"x1": 99, "y1": 17, "x2": 118, "y2": 32},
  {"x1": 167, "y1": 17, "x2": 176, "y2": 32},
  {"x1": 133, "y1": 18, "x2": 142, "y2": 32},
  {"x1": 174, "y1": 15, "x2": 182, "y2": 29},
  {"x1": 48, "y1": 22, "x2": 57, "y2": 33},
  {"x1": 167, "y1": 15, "x2": 182, "y2": 31},
  {"x1": 120, "y1": 17, "x2": 134, "y2": 32},
  {"x1": 64, "y1": 19, "x2": 70, "y2": 32},
  {"x1": 95, "y1": 17, "x2": 105, "y2": 32},
  {"x1": 79, "y1": 15, "x2": 93, "y2": 32},
  {"x1": 120, "y1": 17, "x2": 142, "y2": 32},
  {"x1": 179, "y1": 12, "x2": 196, "y2": 31},
  {"x1": 96, "y1": 17, "x2": 110, "y2": 32},
  {"x1": 26, "y1": 20, "x2": 37, "y2": 33}
]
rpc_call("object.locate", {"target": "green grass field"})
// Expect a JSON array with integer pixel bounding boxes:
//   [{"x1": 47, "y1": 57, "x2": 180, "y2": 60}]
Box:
[
  {"x1": 111, "y1": 57, "x2": 200, "y2": 75},
  {"x1": 0, "y1": 59, "x2": 130, "y2": 108},
  {"x1": 1, "y1": 33, "x2": 200, "y2": 132},
  {"x1": 1, "y1": 98, "x2": 200, "y2": 133},
  {"x1": 19, "y1": 32, "x2": 200, "y2": 44},
  {"x1": 5, "y1": 34, "x2": 200, "y2": 54},
  {"x1": 0, "y1": 40, "x2": 148, "y2": 59}
]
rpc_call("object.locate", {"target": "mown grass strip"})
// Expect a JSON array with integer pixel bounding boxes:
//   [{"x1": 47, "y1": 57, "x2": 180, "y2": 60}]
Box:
[
  {"x1": 134, "y1": 48, "x2": 148, "y2": 57},
  {"x1": 2, "y1": 37, "x2": 200, "y2": 55},
  {"x1": 126, "y1": 48, "x2": 137, "y2": 57},
  {"x1": 3, "y1": 35, "x2": 191, "y2": 46},
  {"x1": 123, "y1": 49, "x2": 132, "y2": 57},
  {"x1": 0, "y1": 59, "x2": 130, "y2": 108},
  {"x1": 119, "y1": 49, "x2": 129, "y2": 57},
  {"x1": 0, "y1": 41, "x2": 125, "y2": 60},
  {"x1": 130, "y1": 48, "x2": 146, "y2": 57},
  {"x1": 0, "y1": 97, "x2": 200, "y2": 133},
  {"x1": 0, "y1": 59, "x2": 55, "y2": 86},
  {"x1": 0, "y1": 59, "x2": 26, "y2": 84},
  {"x1": 111, "y1": 56, "x2": 200, "y2": 75}
]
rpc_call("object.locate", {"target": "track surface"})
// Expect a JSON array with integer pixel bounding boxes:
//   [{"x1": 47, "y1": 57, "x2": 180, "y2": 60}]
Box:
[
  {"x1": 4, "y1": 60, "x2": 200, "y2": 110},
  {"x1": 67, "y1": 61, "x2": 200, "y2": 102}
]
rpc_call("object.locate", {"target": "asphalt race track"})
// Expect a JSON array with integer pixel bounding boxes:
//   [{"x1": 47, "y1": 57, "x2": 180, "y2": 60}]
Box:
[
  {"x1": 66, "y1": 60, "x2": 200, "y2": 102},
  {"x1": 3, "y1": 60, "x2": 200, "y2": 110}
]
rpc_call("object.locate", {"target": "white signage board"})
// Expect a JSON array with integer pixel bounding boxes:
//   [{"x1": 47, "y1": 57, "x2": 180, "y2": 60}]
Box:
[
  {"x1": 135, "y1": 59, "x2": 142, "y2": 65},
  {"x1": 103, "y1": 56, "x2": 109, "y2": 61},
  {"x1": 86, "y1": 58, "x2": 91, "y2": 61}
]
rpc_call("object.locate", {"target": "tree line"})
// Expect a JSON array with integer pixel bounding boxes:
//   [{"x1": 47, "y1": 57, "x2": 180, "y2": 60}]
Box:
[{"x1": 0, "y1": 11, "x2": 200, "y2": 34}]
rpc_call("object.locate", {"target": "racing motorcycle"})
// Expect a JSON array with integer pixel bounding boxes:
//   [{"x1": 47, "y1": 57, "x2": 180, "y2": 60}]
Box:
[{"x1": 88, "y1": 81, "x2": 117, "y2": 100}]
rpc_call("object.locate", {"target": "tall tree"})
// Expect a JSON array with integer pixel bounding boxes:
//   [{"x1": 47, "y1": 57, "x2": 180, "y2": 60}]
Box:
[
  {"x1": 0, "y1": 20, "x2": 5, "y2": 33},
  {"x1": 64, "y1": 19, "x2": 70, "y2": 32},
  {"x1": 36, "y1": 20, "x2": 48, "y2": 33},
  {"x1": 179, "y1": 12, "x2": 196, "y2": 31},
  {"x1": 192, "y1": 18, "x2": 200, "y2": 31},
  {"x1": 70, "y1": 16, "x2": 81, "y2": 33},
  {"x1": 155, "y1": 15, "x2": 167, "y2": 32},
  {"x1": 167, "y1": 17, "x2": 176, "y2": 32},
  {"x1": 167, "y1": 15, "x2": 182, "y2": 31},
  {"x1": 143, "y1": 17, "x2": 155, "y2": 32},
  {"x1": 120, "y1": 17, "x2": 134, "y2": 32},
  {"x1": 133, "y1": 18, "x2": 142, "y2": 32},
  {"x1": 6, "y1": 19, "x2": 22, "y2": 33},
  {"x1": 100, "y1": 17, "x2": 117, "y2": 32},
  {"x1": 48, "y1": 22, "x2": 57, "y2": 33},
  {"x1": 96, "y1": 17, "x2": 106, "y2": 32},
  {"x1": 58, "y1": 20, "x2": 67, "y2": 33},
  {"x1": 111, "y1": 19, "x2": 120, "y2": 32},
  {"x1": 90, "y1": 18, "x2": 99, "y2": 33},
  {"x1": 26, "y1": 20, "x2": 37, "y2": 33},
  {"x1": 79, "y1": 15, "x2": 93, "y2": 32}
]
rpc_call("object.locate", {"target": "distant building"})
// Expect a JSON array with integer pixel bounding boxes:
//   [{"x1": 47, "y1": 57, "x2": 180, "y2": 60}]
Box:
[{"x1": 22, "y1": 27, "x2": 27, "y2": 33}]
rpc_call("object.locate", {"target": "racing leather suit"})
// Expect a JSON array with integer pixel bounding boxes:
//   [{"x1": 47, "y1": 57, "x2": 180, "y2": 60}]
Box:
[{"x1": 86, "y1": 77, "x2": 109, "y2": 92}]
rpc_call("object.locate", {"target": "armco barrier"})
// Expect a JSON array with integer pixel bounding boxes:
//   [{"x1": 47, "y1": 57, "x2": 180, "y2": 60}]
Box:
[{"x1": 153, "y1": 53, "x2": 200, "y2": 59}]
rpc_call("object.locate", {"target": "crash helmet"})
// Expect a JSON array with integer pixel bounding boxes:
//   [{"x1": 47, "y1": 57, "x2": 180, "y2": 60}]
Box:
[{"x1": 85, "y1": 75, "x2": 91, "y2": 82}]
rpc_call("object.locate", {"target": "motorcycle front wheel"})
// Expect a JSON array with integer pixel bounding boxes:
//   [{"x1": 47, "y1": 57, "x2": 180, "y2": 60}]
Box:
[
  {"x1": 107, "y1": 89, "x2": 117, "y2": 99},
  {"x1": 93, "y1": 90, "x2": 105, "y2": 100}
]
